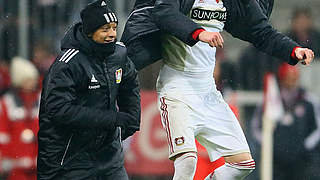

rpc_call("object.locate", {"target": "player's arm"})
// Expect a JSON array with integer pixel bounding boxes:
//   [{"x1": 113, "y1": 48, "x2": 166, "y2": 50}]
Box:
[
  {"x1": 225, "y1": 0, "x2": 314, "y2": 65},
  {"x1": 153, "y1": 0, "x2": 225, "y2": 48},
  {"x1": 152, "y1": 0, "x2": 203, "y2": 46}
]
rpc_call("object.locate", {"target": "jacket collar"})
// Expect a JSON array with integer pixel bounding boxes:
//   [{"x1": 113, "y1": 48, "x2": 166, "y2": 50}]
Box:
[{"x1": 76, "y1": 26, "x2": 116, "y2": 59}]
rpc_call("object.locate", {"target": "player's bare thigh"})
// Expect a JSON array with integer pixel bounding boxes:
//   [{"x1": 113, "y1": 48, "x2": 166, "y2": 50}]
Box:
[{"x1": 224, "y1": 152, "x2": 252, "y2": 163}]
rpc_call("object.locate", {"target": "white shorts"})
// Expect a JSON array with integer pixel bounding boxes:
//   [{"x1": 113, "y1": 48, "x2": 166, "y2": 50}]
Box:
[{"x1": 158, "y1": 92, "x2": 250, "y2": 161}]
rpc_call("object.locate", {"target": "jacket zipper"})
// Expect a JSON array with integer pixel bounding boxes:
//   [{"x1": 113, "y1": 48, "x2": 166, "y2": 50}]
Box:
[
  {"x1": 60, "y1": 134, "x2": 74, "y2": 166},
  {"x1": 119, "y1": 127, "x2": 122, "y2": 143},
  {"x1": 102, "y1": 62, "x2": 112, "y2": 105}
]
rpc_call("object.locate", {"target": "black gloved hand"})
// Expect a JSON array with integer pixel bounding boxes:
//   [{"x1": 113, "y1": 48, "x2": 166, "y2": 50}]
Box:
[
  {"x1": 121, "y1": 127, "x2": 138, "y2": 141},
  {"x1": 116, "y1": 112, "x2": 140, "y2": 140}
]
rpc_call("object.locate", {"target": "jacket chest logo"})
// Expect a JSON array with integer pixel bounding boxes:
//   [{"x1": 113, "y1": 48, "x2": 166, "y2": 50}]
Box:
[
  {"x1": 115, "y1": 68, "x2": 122, "y2": 84},
  {"x1": 191, "y1": 8, "x2": 226, "y2": 22},
  {"x1": 88, "y1": 74, "x2": 101, "y2": 89},
  {"x1": 91, "y1": 75, "x2": 98, "y2": 83}
]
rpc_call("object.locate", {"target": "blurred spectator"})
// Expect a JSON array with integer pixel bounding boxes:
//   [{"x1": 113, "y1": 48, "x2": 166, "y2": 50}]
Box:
[
  {"x1": 250, "y1": 63, "x2": 320, "y2": 180},
  {"x1": 0, "y1": 57, "x2": 40, "y2": 180},
  {"x1": 31, "y1": 39, "x2": 56, "y2": 89},
  {"x1": 32, "y1": 40, "x2": 55, "y2": 75},
  {"x1": 287, "y1": 6, "x2": 320, "y2": 58}
]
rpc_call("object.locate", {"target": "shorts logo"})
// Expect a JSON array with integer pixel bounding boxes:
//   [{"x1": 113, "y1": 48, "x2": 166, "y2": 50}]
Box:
[
  {"x1": 115, "y1": 68, "x2": 122, "y2": 84},
  {"x1": 175, "y1": 136, "x2": 185, "y2": 146}
]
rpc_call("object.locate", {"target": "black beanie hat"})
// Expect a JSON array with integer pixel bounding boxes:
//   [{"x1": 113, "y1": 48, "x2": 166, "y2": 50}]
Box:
[{"x1": 80, "y1": 0, "x2": 118, "y2": 35}]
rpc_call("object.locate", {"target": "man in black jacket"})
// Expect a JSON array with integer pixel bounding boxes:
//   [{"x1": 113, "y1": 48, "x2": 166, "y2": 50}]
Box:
[
  {"x1": 37, "y1": 1, "x2": 140, "y2": 179},
  {"x1": 121, "y1": 0, "x2": 314, "y2": 180}
]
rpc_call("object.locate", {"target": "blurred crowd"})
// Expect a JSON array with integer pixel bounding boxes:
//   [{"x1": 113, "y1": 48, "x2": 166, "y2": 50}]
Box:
[{"x1": 1, "y1": 0, "x2": 320, "y2": 179}]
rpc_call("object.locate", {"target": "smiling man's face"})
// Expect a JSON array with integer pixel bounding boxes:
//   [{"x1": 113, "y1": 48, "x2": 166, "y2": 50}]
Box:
[{"x1": 92, "y1": 22, "x2": 117, "y2": 44}]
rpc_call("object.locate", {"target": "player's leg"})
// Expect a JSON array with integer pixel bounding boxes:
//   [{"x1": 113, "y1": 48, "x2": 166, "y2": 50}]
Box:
[
  {"x1": 205, "y1": 153, "x2": 255, "y2": 180},
  {"x1": 196, "y1": 101, "x2": 255, "y2": 180},
  {"x1": 172, "y1": 152, "x2": 198, "y2": 180},
  {"x1": 193, "y1": 141, "x2": 225, "y2": 180},
  {"x1": 158, "y1": 96, "x2": 198, "y2": 180}
]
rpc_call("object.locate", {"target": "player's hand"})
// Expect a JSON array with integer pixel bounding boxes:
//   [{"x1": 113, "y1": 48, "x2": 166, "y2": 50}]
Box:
[
  {"x1": 295, "y1": 47, "x2": 315, "y2": 65},
  {"x1": 198, "y1": 31, "x2": 224, "y2": 48}
]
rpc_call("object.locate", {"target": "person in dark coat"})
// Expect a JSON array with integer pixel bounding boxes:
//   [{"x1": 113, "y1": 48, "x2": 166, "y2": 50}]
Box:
[
  {"x1": 287, "y1": 6, "x2": 320, "y2": 58},
  {"x1": 251, "y1": 63, "x2": 320, "y2": 180},
  {"x1": 37, "y1": 1, "x2": 140, "y2": 179}
]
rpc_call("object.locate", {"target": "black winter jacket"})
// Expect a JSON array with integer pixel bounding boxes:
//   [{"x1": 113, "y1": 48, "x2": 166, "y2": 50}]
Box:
[
  {"x1": 121, "y1": 0, "x2": 300, "y2": 70},
  {"x1": 37, "y1": 23, "x2": 140, "y2": 180}
]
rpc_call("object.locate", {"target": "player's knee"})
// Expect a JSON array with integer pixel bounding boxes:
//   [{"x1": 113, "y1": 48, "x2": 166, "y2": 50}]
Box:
[
  {"x1": 174, "y1": 152, "x2": 197, "y2": 173},
  {"x1": 209, "y1": 159, "x2": 255, "y2": 180},
  {"x1": 226, "y1": 159, "x2": 255, "y2": 179},
  {"x1": 173, "y1": 152, "x2": 197, "y2": 180}
]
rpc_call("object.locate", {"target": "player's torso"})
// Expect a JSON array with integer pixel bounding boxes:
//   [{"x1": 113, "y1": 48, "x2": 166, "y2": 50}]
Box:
[
  {"x1": 158, "y1": 0, "x2": 227, "y2": 95},
  {"x1": 161, "y1": 0, "x2": 226, "y2": 72}
]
